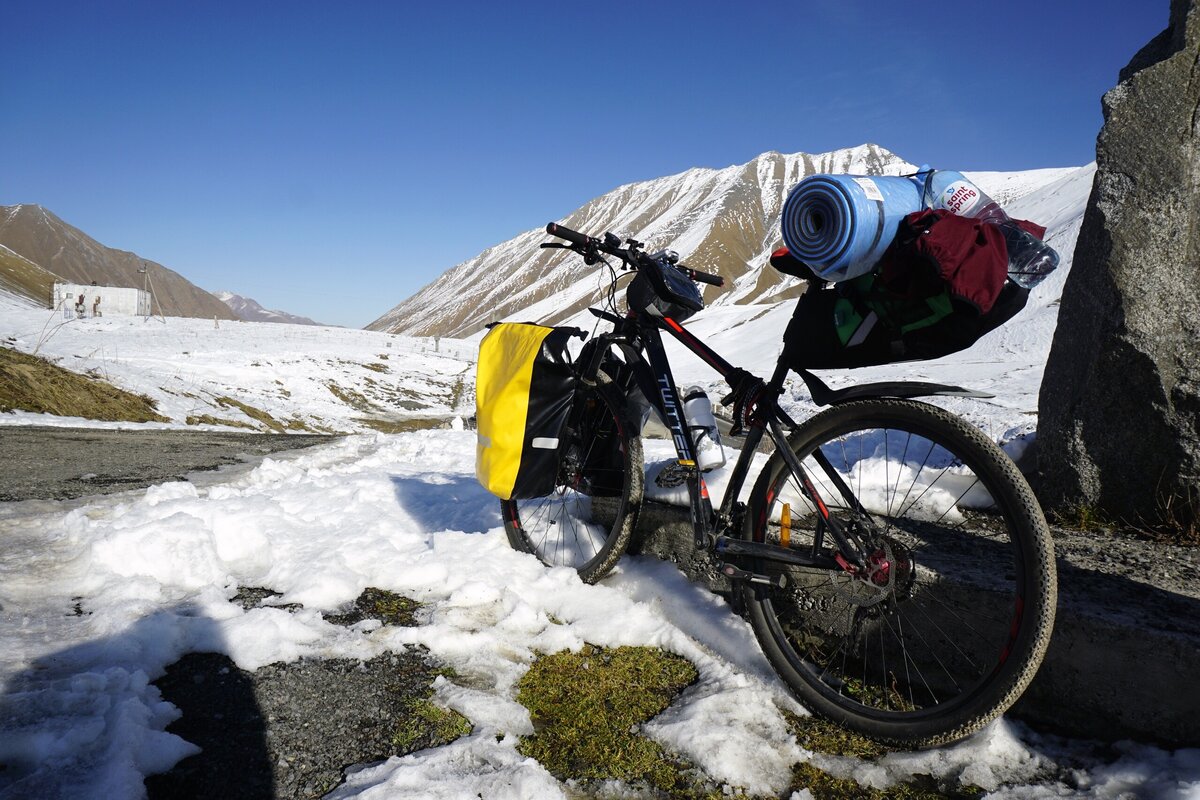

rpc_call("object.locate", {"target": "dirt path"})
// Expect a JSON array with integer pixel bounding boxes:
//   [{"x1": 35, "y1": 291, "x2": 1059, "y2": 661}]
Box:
[{"x1": 0, "y1": 425, "x2": 336, "y2": 502}]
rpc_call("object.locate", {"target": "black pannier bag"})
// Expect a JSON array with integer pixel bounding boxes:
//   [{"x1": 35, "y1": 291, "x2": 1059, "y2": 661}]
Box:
[
  {"x1": 576, "y1": 388, "x2": 627, "y2": 497},
  {"x1": 475, "y1": 323, "x2": 578, "y2": 500},
  {"x1": 572, "y1": 339, "x2": 635, "y2": 498}
]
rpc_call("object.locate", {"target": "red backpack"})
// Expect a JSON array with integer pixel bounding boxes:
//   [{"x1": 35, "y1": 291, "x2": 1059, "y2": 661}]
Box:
[{"x1": 877, "y1": 209, "x2": 1046, "y2": 315}]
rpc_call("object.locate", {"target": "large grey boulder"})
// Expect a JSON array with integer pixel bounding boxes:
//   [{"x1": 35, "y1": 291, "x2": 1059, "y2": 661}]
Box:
[{"x1": 1037, "y1": 0, "x2": 1200, "y2": 533}]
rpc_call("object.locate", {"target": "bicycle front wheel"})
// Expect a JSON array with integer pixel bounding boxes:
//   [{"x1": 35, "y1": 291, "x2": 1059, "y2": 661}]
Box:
[
  {"x1": 742, "y1": 399, "x2": 1055, "y2": 747},
  {"x1": 502, "y1": 374, "x2": 643, "y2": 584}
]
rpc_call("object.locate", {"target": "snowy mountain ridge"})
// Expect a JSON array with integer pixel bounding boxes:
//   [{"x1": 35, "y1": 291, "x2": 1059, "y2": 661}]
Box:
[
  {"x1": 214, "y1": 290, "x2": 327, "y2": 327},
  {"x1": 367, "y1": 144, "x2": 1079, "y2": 339}
]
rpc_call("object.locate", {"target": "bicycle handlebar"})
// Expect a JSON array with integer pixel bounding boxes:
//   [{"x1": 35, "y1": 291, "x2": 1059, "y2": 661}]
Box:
[
  {"x1": 545, "y1": 222, "x2": 591, "y2": 248},
  {"x1": 679, "y1": 266, "x2": 724, "y2": 286},
  {"x1": 545, "y1": 222, "x2": 725, "y2": 288}
]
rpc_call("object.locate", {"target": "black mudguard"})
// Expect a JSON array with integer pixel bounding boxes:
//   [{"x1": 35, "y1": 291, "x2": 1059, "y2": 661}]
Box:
[{"x1": 796, "y1": 368, "x2": 994, "y2": 407}]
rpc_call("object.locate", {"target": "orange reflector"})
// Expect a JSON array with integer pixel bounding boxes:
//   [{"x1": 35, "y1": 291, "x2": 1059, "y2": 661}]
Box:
[{"x1": 781, "y1": 503, "x2": 791, "y2": 548}]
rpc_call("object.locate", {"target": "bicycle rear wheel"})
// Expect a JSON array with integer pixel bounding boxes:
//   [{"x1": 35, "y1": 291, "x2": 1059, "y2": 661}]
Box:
[
  {"x1": 502, "y1": 374, "x2": 643, "y2": 584},
  {"x1": 742, "y1": 399, "x2": 1055, "y2": 747}
]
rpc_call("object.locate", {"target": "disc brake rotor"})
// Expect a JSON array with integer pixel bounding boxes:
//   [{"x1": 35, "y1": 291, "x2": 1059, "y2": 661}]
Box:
[{"x1": 829, "y1": 537, "x2": 916, "y2": 608}]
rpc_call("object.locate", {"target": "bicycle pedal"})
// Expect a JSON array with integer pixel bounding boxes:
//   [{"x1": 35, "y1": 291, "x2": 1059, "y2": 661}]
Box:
[
  {"x1": 720, "y1": 563, "x2": 786, "y2": 589},
  {"x1": 654, "y1": 461, "x2": 692, "y2": 488}
]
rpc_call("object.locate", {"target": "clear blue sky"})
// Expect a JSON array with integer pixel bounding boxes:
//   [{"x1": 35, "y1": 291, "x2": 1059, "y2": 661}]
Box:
[{"x1": 1, "y1": 1, "x2": 1167, "y2": 328}]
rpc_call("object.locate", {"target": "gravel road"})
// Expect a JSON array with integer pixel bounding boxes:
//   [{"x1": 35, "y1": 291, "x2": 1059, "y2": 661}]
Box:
[
  {"x1": 0, "y1": 425, "x2": 335, "y2": 502},
  {"x1": 0, "y1": 425, "x2": 460, "y2": 800}
]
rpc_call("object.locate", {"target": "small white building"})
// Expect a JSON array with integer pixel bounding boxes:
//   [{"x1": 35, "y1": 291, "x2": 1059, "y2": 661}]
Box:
[{"x1": 53, "y1": 283, "x2": 152, "y2": 318}]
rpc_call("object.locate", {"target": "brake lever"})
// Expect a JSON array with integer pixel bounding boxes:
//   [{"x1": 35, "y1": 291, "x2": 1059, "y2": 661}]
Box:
[
  {"x1": 542, "y1": 239, "x2": 607, "y2": 266},
  {"x1": 541, "y1": 241, "x2": 595, "y2": 262},
  {"x1": 582, "y1": 241, "x2": 604, "y2": 265}
]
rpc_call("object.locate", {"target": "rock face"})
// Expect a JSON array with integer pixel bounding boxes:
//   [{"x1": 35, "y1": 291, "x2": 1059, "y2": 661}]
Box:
[{"x1": 1037, "y1": 0, "x2": 1200, "y2": 532}]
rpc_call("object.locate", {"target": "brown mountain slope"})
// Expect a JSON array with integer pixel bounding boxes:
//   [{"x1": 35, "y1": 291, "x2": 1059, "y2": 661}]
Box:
[
  {"x1": 0, "y1": 205, "x2": 236, "y2": 320},
  {"x1": 0, "y1": 244, "x2": 56, "y2": 306},
  {"x1": 366, "y1": 145, "x2": 915, "y2": 339}
]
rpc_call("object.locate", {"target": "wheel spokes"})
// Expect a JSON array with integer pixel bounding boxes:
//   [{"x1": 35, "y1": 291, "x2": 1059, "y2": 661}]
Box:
[{"x1": 767, "y1": 421, "x2": 1021, "y2": 716}]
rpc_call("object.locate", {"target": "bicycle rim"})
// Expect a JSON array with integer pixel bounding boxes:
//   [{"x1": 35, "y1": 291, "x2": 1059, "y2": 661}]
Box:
[
  {"x1": 502, "y1": 379, "x2": 642, "y2": 584},
  {"x1": 744, "y1": 399, "x2": 1054, "y2": 745}
]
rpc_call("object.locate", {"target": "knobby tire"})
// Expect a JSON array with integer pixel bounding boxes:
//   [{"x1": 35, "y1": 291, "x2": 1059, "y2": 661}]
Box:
[{"x1": 742, "y1": 399, "x2": 1056, "y2": 747}]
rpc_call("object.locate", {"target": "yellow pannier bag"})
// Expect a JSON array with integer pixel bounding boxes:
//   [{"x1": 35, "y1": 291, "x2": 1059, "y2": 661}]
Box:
[{"x1": 475, "y1": 323, "x2": 578, "y2": 500}]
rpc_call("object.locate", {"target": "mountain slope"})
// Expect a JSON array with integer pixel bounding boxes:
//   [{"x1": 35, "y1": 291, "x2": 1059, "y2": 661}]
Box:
[
  {"x1": 367, "y1": 144, "x2": 915, "y2": 338},
  {"x1": 366, "y1": 145, "x2": 1076, "y2": 340},
  {"x1": 214, "y1": 291, "x2": 326, "y2": 326},
  {"x1": 0, "y1": 205, "x2": 237, "y2": 320},
  {"x1": 0, "y1": 244, "x2": 56, "y2": 307}
]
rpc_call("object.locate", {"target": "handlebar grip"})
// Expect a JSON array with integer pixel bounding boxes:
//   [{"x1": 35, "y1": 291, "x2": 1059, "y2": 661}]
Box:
[
  {"x1": 681, "y1": 266, "x2": 725, "y2": 287},
  {"x1": 546, "y1": 222, "x2": 591, "y2": 247}
]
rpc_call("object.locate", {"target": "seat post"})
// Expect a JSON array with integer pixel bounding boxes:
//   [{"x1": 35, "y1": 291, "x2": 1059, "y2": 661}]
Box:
[{"x1": 767, "y1": 357, "x2": 791, "y2": 394}]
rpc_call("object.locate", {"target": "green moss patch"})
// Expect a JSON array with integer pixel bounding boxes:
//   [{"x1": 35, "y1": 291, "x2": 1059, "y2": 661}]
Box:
[
  {"x1": 787, "y1": 762, "x2": 985, "y2": 799},
  {"x1": 785, "y1": 714, "x2": 983, "y2": 800},
  {"x1": 517, "y1": 645, "x2": 700, "y2": 791},
  {"x1": 391, "y1": 698, "x2": 473, "y2": 752},
  {"x1": 789, "y1": 713, "x2": 890, "y2": 760},
  {"x1": 0, "y1": 346, "x2": 169, "y2": 423},
  {"x1": 325, "y1": 587, "x2": 423, "y2": 627}
]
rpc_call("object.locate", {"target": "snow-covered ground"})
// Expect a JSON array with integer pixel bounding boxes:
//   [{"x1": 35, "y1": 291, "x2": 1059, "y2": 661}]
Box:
[
  {"x1": 4, "y1": 431, "x2": 1199, "y2": 799},
  {"x1": 0, "y1": 303, "x2": 475, "y2": 434},
  {"x1": 2, "y1": 162, "x2": 1199, "y2": 797}
]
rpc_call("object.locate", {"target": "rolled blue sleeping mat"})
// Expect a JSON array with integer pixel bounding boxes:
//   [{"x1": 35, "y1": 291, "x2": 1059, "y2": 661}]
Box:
[{"x1": 780, "y1": 174, "x2": 924, "y2": 282}]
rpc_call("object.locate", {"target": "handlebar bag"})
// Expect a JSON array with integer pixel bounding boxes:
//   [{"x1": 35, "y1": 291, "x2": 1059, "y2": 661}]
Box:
[
  {"x1": 475, "y1": 323, "x2": 577, "y2": 500},
  {"x1": 626, "y1": 258, "x2": 704, "y2": 322}
]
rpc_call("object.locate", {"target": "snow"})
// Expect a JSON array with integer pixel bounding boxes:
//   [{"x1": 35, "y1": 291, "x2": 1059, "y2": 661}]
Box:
[
  {"x1": 4, "y1": 428, "x2": 1198, "y2": 798},
  {"x1": 0, "y1": 305, "x2": 476, "y2": 434},
  {"x1": 2, "y1": 160, "x2": 1199, "y2": 797}
]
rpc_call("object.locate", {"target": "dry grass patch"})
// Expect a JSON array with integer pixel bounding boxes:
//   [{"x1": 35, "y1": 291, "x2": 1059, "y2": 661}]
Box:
[
  {"x1": 0, "y1": 248, "x2": 56, "y2": 306},
  {"x1": 357, "y1": 417, "x2": 450, "y2": 434},
  {"x1": 185, "y1": 414, "x2": 257, "y2": 430},
  {"x1": 214, "y1": 396, "x2": 286, "y2": 432},
  {"x1": 0, "y1": 346, "x2": 168, "y2": 423},
  {"x1": 326, "y1": 381, "x2": 379, "y2": 413}
]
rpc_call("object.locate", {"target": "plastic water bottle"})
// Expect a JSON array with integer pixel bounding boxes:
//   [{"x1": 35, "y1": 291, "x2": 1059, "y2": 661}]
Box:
[
  {"x1": 682, "y1": 387, "x2": 726, "y2": 471},
  {"x1": 922, "y1": 170, "x2": 1059, "y2": 289}
]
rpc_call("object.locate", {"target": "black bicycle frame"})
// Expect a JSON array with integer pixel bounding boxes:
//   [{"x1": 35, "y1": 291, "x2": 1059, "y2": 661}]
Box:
[{"x1": 583, "y1": 307, "x2": 858, "y2": 573}]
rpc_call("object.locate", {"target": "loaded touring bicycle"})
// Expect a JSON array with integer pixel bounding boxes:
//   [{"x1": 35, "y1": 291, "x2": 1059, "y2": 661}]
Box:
[{"x1": 474, "y1": 221, "x2": 1056, "y2": 747}]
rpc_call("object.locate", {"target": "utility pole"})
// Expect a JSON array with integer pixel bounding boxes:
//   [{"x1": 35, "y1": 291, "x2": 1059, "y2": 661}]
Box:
[{"x1": 139, "y1": 260, "x2": 166, "y2": 323}]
